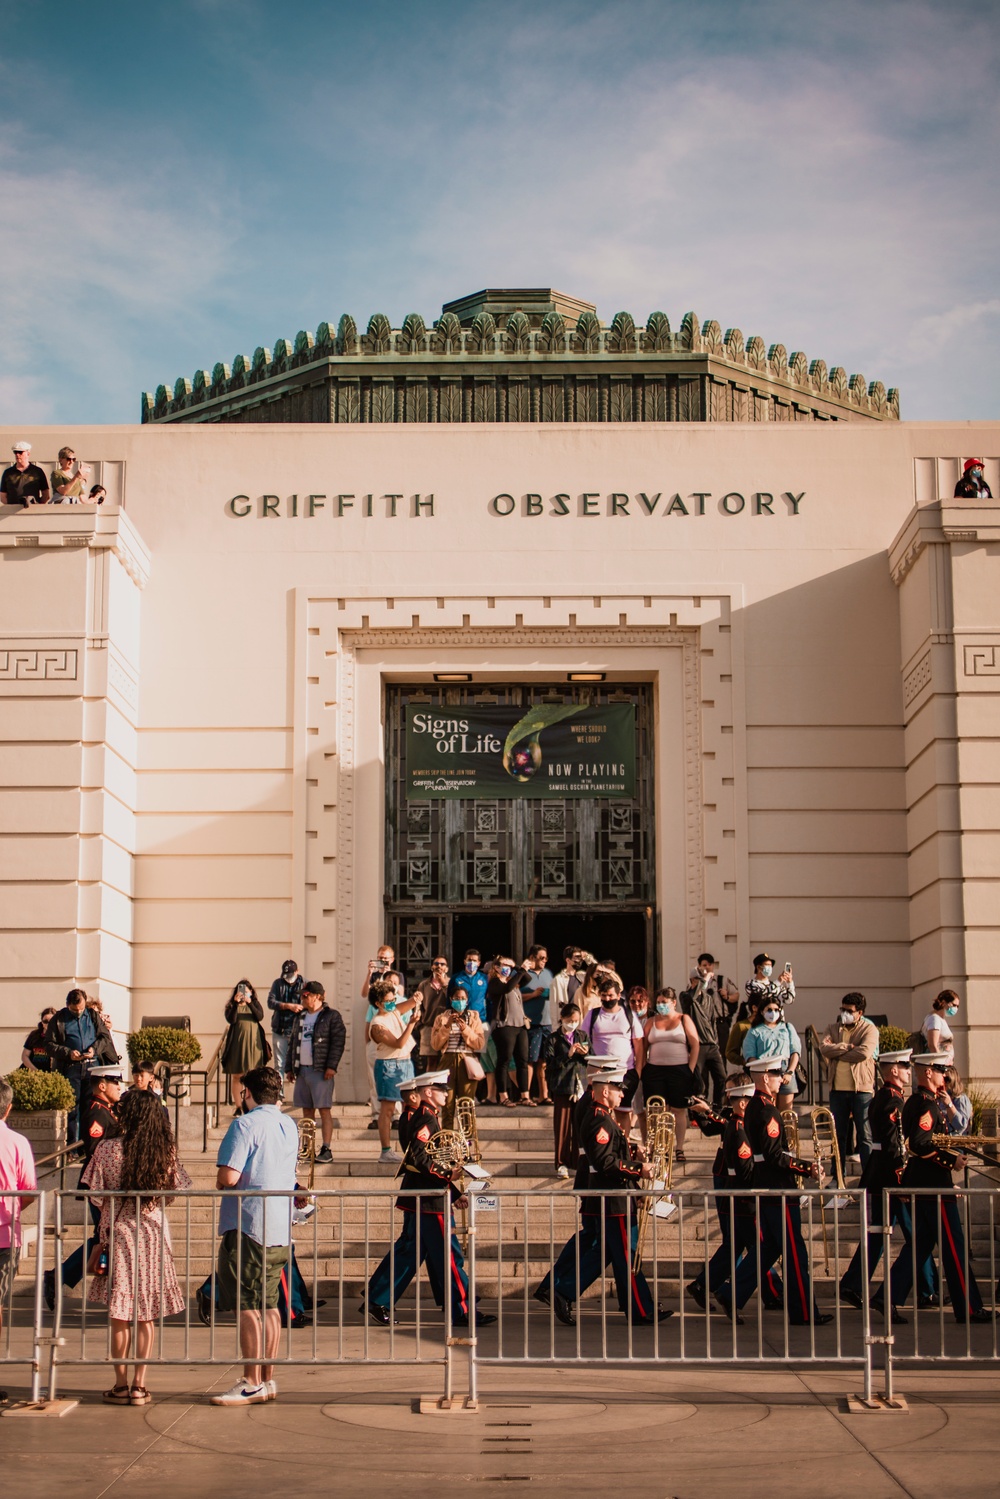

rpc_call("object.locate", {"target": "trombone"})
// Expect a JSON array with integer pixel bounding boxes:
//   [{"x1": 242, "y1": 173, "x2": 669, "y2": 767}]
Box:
[
  {"x1": 809, "y1": 1106, "x2": 845, "y2": 1275},
  {"x1": 633, "y1": 1096, "x2": 676, "y2": 1272},
  {"x1": 297, "y1": 1116, "x2": 317, "y2": 1189}
]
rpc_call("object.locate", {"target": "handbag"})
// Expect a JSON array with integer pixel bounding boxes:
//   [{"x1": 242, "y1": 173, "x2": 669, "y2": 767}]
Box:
[{"x1": 462, "y1": 1053, "x2": 485, "y2": 1082}]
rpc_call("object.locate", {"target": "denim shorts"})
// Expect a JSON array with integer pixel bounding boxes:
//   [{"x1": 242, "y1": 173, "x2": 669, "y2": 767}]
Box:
[
  {"x1": 528, "y1": 1025, "x2": 551, "y2": 1065},
  {"x1": 375, "y1": 1057, "x2": 415, "y2": 1103}
]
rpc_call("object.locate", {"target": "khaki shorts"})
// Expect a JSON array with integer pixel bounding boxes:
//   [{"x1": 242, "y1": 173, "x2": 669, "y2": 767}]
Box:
[
  {"x1": 0, "y1": 1245, "x2": 19, "y2": 1305},
  {"x1": 216, "y1": 1230, "x2": 289, "y2": 1313}
]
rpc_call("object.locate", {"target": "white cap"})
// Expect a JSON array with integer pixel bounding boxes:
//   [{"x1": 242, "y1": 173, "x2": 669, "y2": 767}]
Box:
[
  {"x1": 727, "y1": 1083, "x2": 755, "y2": 1097},
  {"x1": 412, "y1": 1068, "x2": 449, "y2": 1090},
  {"x1": 878, "y1": 1049, "x2": 913, "y2": 1065},
  {"x1": 746, "y1": 1055, "x2": 789, "y2": 1073},
  {"x1": 88, "y1": 1065, "x2": 123, "y2": 1082},
  {"x1": 911, "y1": 1051, "x2": 952, "y2": 1069},
  {"x1": 585, "y1": 1053, "x2": 622, "y2": 1070},
  {"x1": 591, "y1": 1067, "x2": 627, "y2": 1085},
  {"x1": 12, "y1": 440, "x2": 31, "y2": 453}
]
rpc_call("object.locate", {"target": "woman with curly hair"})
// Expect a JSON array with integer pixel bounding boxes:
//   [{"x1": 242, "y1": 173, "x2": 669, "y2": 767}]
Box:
[{"x1": 81, "y1": 1089, "x2": 191, "y2": 1405}]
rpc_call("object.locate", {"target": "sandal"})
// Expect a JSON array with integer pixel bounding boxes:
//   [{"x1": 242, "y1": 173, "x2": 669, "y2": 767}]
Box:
[
  {"x1": 519, "y1": 1096, "x2": 537, "y2": 1107},
  {"x1": 129, "y1": 1385, "x2": 152, "y2": 1406},
  {"x1": 674, "y1": 1149, "x2": 687, "y2": 1164},
  {"x1": 499, "y1": 1098, "x2": 517, "y2": 1109},
  {"x1": 103, "y1": 1386, "x2": 131, "y2": 1405}
]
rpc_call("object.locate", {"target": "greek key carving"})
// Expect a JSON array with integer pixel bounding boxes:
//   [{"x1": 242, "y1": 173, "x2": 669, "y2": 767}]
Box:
[
  {"x1": 0, "y1": 647, "x2": 78, "y2": 681},
  {"x1": 964, "y1": 645, "x2": 1000, "y2": 677}
]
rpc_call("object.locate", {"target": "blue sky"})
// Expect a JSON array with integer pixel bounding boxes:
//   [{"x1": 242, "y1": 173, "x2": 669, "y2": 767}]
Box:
[{"x1": 2, "y1": 0, "x2": 997, "y2": 423}]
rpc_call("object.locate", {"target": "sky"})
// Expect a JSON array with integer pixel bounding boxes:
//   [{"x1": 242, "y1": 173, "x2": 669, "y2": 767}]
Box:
[{"x1": 2, "y1": 0, "x2": 998, "y2": 425}]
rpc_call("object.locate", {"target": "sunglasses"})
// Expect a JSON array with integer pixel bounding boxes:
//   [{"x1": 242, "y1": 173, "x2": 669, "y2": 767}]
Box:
[{"x1": 762, "y1": 1067, "x2": 787, "y2": 1077}]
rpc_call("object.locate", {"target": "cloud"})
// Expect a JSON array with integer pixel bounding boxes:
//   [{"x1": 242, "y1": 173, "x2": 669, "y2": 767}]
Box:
[{"x1": 907, "y1": 299, "x2": 1000, "y2": 358}]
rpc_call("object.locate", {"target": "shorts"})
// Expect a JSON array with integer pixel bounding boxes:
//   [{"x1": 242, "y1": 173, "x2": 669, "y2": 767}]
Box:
[
  {"x1": 375, "y1": 1057, "x2": 415, "y2": 1103},
  {"x1": 642, "y1": 1062, "x2": 696, "y2": 1108},
  {"x1": 528, "y1": 1025, "x2": 551, "y2": 1065},
  {"x1": 293, "y1": 1065, "x2": 335, "y2": 1110},
  {"x1": 216, "y1": 1230, "x2": 289, "y2": 1313},
  {"x1": 0, "y1": 1245, "x2": 19, "y2": 1304}
]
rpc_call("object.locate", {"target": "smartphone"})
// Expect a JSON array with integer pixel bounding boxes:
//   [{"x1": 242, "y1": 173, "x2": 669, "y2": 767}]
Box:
[{"x1": 782, "y1": 962, "x2": 792, "y2": 976}]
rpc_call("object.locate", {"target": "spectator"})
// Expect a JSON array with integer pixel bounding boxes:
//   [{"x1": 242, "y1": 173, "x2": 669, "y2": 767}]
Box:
[
  {"x1": 50, "y1": 446, "x2": 91, "y2": 503},
  {"x1": 81, "y1": 1088, "x2": 191, "y2": 1406},
  {"x1": 548, "y1": 945, "x2": 585, "y2": 1015},
  {"x1": 430, "y1": 986, "x2": 486, "y2": 1129},
  {"x1": 0, "y1": 1076, "x2": 37, "y2": 1403},
  {"x1": 44, "y1": 1064, "x2": 123, "y2": 1312},
  {"x1": 266, "y1": 959, "x2": 304, "y2": 1081},
  {"x1": 521, "y1": 945, "x2": 553, "y2": 1103},
  {"x1": 210, "y1": 1065, "x2": 300, "y2": 1406},
  {"x1": 285, "y1": 980, "x2": 345, "y2": 1164},
  {"x1": 941, "y1": 1065, "x2": 973, "y2": 1135},
  {"x1": 220, "y1": 980, "x2": 269, "y2": 1108},
  {"x1": 45, "y1": 987, "x2": 118, "y2": 1144},
  {"x1": 21, "y1": 1007, "x2": 56, "y2": 1070},
  {"x1": 361, "y1": 944, "x2": 397, "y2": 1131},
  {"x1": 744, "y1": 952, "x2": 795, "y2": 1012},
  {"x1": 543, "y1": 1002, "x2": 590, "y2": 1176},
  {"x1": 448, "y1": 949, "x2": 489, "y2": 1024},
  {"x1": 581, "y1": 977, "x2": 646, "y2": 1127},
  {"x1": 488, "y1": 956, "x2": 531, "y2": 1108},
  {"x1": 0, "y1": 441, "x2": 50, "y2": 505},
  {"x1": 84, "y1": 483, "x2": 106, "y2": 505},
  {"x1": 368, "y1": 980, "x2": 420, "y2": 1162},
  {"x1": 130, "y1": 1062, "x2": 169, "y2": 1119},
  {"x1": 819, "y1": 992, "x2": 878, "y2": 1169},
  {"x1": 641, "y1": 988, "x2": 699, "y2": 1160},
  {"x1": 415, "y1": 957, "x2": 451, "y2": 1069},
  {"x1": 726, "y1": 997, "x2": 762, "y2": 1068},
  {"x1": 954, "y1": 458, "x2": 992, "y2": 499},
  {"x1": 577, "y1": 955, "x2": 613, "y2": 1012},
  {"x1": 922, "y1": 989, "x2": 960, "y2": 1054},
  {"x1": 681, "y1": 954, "x2": 738, "y2": 1108},
  {"x1": 741, "y1": 997, "x2": 801, "y2": 1110},
  {"x1": 626, "y1": 986, "x2": 650, "y2": 1022}
]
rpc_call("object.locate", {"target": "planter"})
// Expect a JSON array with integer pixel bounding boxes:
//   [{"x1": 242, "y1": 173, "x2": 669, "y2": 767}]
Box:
[{"x1": 9, "y1": 1107, "x2": 67, "y2": 1160}]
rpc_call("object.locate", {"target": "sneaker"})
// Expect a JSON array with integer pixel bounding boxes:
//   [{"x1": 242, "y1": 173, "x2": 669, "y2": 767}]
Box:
[
  {"x1": 210, "y1": 1380, "x2": 269, "y2": 1406},
  {"x1": 265, "y1": 1380, "x2": 278, "y2": 1401},
  {"x1": 43, "y1": 1270, "x2": 55, "y2": 1313},
  {"x1": 379, "y1": 1148, "x2": 401, "y2": 1164},
  {"x1": 556, "y1": 1165, "x2": 570, "y2": 1178},
  {"x1": 315, "y1": 1145, "x2": 333, "y2": 1164}
]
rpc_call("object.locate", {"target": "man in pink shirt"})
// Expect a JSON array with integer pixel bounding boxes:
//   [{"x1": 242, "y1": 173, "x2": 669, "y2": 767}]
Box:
[{"x1": 0, "y1": 1076, "x2": 38, "y2": 1404}]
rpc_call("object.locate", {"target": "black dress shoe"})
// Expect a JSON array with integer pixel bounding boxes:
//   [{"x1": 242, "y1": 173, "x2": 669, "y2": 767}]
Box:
[
  {"x1": 360, "y1": 1301, "x2": 395, "y2": 1325},
  {"x1": 958, "y1": 1308, "x2": 993, "y2": 1325},
  {"x1": 635, "y1": 1304, "x2": 674, "y2": 1324},
  {"x1": 553, "y1": 1294, "x2": 576, "y2": 1326},
  {"x1": 871, "y1": 1295, "x2": 907, "y2": 1325},
  {"x1": 918, "y1": 1293, "x2": 940, "y2": 1309},
  {"x1": 366, "y1": 1119, "x2": 380, "y2": 1131},
  {"x1": 839, "y1": 1287, "x2": 865, "y2": 1311},
  {"x1": 686, "y1": 1280, "x2": 706, "y2": 1309},
  {"x1": 196, "y1": 1286, "x2": 212, "y2": 1327},
  {"x1": 290, "y1": 1312, "x2": 312, "y2": 1328},
  {"x1": 790, "y1": 1312, "x2": 834, "y2": 1326},
  {"x1": 714, "y1": 1295, "x2": 743, "y2": 1325},
  {"x1": 453, "y1": 1312, "x2": 497, "y2": 1327},
  {"x1": 533, "y1": 1286, "x2": 551, "y2": 1307}
]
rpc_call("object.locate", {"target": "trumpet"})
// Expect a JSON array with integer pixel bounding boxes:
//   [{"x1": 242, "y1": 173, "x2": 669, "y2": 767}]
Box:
[
  {"x1": 297, "y1": 1116, "x2": 317, "y2": 1189},
  {"x1": 809, "y1": 1106, "x2": 845, "y2": 1275},
  {"x1": 455, "y1": 1095, "x2": 482, "y2": 1164},
  {"x1": 633, "y1": 1096, "x2": 676, "y2": 1272}
]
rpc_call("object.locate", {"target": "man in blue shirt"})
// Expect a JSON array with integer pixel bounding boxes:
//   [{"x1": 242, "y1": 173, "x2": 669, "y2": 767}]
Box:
[
  {"x1": 210, "y1": 1066, "x2": 300, "y2": 1407},
  {"x1": 448, "y1": 949, "x2": 489, "y2": 1023},
  {"x1": 45, "y1": 989, "x2": 117, "y2": 1144}
]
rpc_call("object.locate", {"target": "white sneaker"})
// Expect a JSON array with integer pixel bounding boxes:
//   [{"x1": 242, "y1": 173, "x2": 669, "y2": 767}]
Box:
[
  {"x1": 265, "y1": 1380, "x2": 278, "y2": 1401},
  {"x1": 557, "y1": 1166, "x2": 570, "y2": 1178},
  {"x1": 379, "y1": 1149, "x2": 401, "y2": 1163},
  {"x1": 210, "y1": 1380, "x2": 268, "y2": 1406}
]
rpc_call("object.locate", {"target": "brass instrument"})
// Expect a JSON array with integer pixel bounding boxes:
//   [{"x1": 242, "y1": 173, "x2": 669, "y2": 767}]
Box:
[
  {"x1": 780, "y1": 1108, "x2": 800, "y2": 1156},
  {"x1": 930, "y1": 1134, "x2": 1000, "y2": 1169},
  {"x1": 809, "y1": 1106, "x2": 844, "y2": 1275},
  {"x1": 425, "y1": 1128, "x2": 485, "y2": 1253},
  {"x1": 633, "y1": 1096, "x2": 676, "y2": 1272},
  {"x1": 455, "y1": 1096, "x2": 482, "y2": 1164},
  {"x1": 297, "y1": 1116, "x2": 316, "y2": 1189}
]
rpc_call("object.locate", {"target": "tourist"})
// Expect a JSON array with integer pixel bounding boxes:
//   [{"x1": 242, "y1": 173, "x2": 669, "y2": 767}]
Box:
[
  {"x1": 44, "y1": 1065, "x2": 123, "y2": 1310},
  {"x1": 220, "y1": 980, "x2": 269, "y2": 1107},
  {"x1": 941, "y1": 1065, "x2": 972, "y2": 1135},
  {"x1": 20, "y1": 1007, "x2": 56, "y2": 1070},
  {"x1": 415, "y1": 956, "x2": 452, "y2": 1068},
  {"x1": 548, "y1": 945, "x2": 585, "y2": 1015},
  {"x1": 626, "y1": 986, "x2": 650, "y2": 1022},
  {"x1": 581, "y1": 977, "x2": 646, "y2": 1128},
  {"x1": 361, "y1": 944, "x2": 397, "y2": 1130},
  {"x1": 81, "y1": 1088, "x2": 191, "y2": 1406},
  {"x1": 266, "y1": 958, "x2": 304, "y2": 1081},
  {"x1": 0, "y1": 1076, "x2": 37, "y2": 1403},
  {"x1": 818, "y1": 993, "x2": 878, "y2": 1169},
  {"x1": 922, "y1": 989, "x2": 960, "y2": 1054},
  {"x1": 521, "y1": 945, "x2": 553, "y2": 1103},
  {"x1": 210, "y1": 1066, "x2": 301, "y2": 1405},
  {"x1": 725, "y1": 997, "x2": 761, "y2": 1068},
  {"x1": 744, "y1": 951, "x2": 795, "y2": 1010},
  {"x1": 285, "y1": 980, "x2": 344, "y2": 1164},
  {"x1": 448, "y1": 949, "x2": 489, "y2": 1024},
  {"x1": 680, "y1": 954, "x2": 738, "y2": 1107},
  {"x1": 640, "y1": 988, "x2": 699, "y2": 1161},
  {"x1": 488, "y1": 956, "x2": 532, "y2": 1108},
  {"x1": 543, "y1": 1002, "x2": 590, "y2": 1176},
  {"x1": 50, "y1": 446, "x2": 91, "y2": 503},
  {"x1": 84, "y1": 483, "x2": 106, "y2": 505},
  {"x1": 430, "y1": 986, "x2": 486, "y2": 1128},
  {"x1": 368, "y1": 979, "x2": 420, "y2": 1161},
  {"x1": 741, "y1": 995, "x2": 801, "y2": 1110},
  {"x1": 0, "y1": 441, "x2": 50, "y2": 505},
  {"x1": 45, "y1": 988, "x2": 118, "y2": 1144},
  {"x1": 953, "y1": 458, "x2": 992, "y2": 499}
]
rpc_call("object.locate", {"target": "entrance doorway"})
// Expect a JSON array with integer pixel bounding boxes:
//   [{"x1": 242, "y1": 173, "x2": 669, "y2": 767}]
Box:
[
  {"x1": 451, "y1": 910, "x2": 516, "y2": 972},
  {"x1": 532, "y1": 909, "x2": 649, "y2": 994}
]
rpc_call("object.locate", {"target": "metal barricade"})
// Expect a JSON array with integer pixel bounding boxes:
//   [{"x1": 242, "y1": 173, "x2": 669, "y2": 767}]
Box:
[{"x1": 1, "y1": 1189, "x2": 49, "y2": 1404}]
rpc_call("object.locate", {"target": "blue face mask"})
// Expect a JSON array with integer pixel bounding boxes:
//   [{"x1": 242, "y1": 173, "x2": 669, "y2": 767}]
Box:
[
  {"x1": 465, "y1": 961, "x2": 478, "y2": 974},
  {"x1": 946, "y1": 1005, "x2": 958, "y2": 1017},
  {"x1": 452, "y1": 998, "x2": 468, "y2": 1012},
  {"x1": 655, "y1": 1002, "x2": 672, "y2": 1015},
  {"x1": 383, "y1": 999, "x2": 397, "y2": 1013},
  {"x1": 498, "y1": 966, "x2": 511, "y2": 980}
]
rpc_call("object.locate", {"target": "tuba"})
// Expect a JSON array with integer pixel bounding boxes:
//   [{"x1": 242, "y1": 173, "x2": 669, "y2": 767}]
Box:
[
  {"x1": 455, "y1": 1095, "x2": 482, "y2": 1164},
  {"x1": 297, "y1": 1116, "x2": 317, "y2": 1189},
  {"x1": 633, "y1": 1096, "x2": 675, "y2": 1272}
]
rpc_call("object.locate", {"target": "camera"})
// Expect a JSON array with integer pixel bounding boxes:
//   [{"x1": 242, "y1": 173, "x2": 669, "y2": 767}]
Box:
[
  {"x1": 371, "y1": 959, "x2": 388, "y2": 973},
  {"x1": 573, "y1": 950, "x2": 595, "y2": 976}
]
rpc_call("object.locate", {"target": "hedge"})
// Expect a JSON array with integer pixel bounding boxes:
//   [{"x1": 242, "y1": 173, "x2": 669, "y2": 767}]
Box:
[
  {"x1": 126, "y1": 1028, "x2": 202, "y2": 1067},
  {"x1": 5, "y1": 1068, "x2": 77, "y2": 1113}
]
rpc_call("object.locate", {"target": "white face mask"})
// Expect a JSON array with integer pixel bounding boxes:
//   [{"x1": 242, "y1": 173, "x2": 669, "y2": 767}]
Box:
[
  {"x1": 760, "y1": 965, "x2": 773, "y2": 980},
  {"x1": 561, "y1": 1021, "x2": 577, "y2": 1034},
  {"x1": 763, "y1": 1007, "x2": 781, "y2": 1023},
  {"x1": 840, "y1": 1011, "x2": 857, "y2": 1027}
]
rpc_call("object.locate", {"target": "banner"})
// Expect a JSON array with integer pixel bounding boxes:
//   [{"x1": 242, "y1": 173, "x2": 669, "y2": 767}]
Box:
[{"x1": 405, "y1": 702, "x2": 635, "y2": 800}]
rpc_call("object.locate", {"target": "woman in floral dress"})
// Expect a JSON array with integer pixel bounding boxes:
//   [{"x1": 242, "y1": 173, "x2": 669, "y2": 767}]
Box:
[{"x1": 81, "y1": 1089, "x2": 191, "y2": 1405}]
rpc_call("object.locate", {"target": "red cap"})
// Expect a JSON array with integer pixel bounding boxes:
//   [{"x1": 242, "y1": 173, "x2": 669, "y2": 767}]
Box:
[{"x1": 964, "y1": 458, "x2": 985, "y2": 472}]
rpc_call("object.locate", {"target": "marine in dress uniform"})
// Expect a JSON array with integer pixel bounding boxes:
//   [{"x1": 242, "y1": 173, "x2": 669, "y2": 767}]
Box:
[
  {"x1": 534, "y1": 1068, "x2": 669, "y2": 1326},
  {"x1": 45, "y1": 1065, "x2": 123, "y2": 1307},
  {"x1": 885, "y1": 1053, "x2": 990, "y2": 1323},
  {"x1": 365, "y1": 1070, "x2": 494, "y2": 1327},
  {"x1": 718, "y1": 1056, "x2": 831, "y2": 1325},
  {"x1": 840, "y1": 1049, "x2": 932, "y2": 1308}
]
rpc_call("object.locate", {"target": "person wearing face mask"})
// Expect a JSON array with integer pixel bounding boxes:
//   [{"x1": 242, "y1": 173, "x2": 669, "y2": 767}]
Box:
[
  {"x1": 266, "y1": 959, "x2": 304, "y2": 1083},
  {"x1": 448, "y1": 949, "x2": 489, "y2": 1024},
  {"x1": 640, "y1": 988, "x2": 699, "y2": 1161},
  {"x1": 542, "y1": 1003, "x2": 591, "y2": 1176},
  {"x1": 921, "y1": 989, "x2": 961, "y2": 1055},
  {"x1": 681, "y1": 954, "x2": 738, "y2": 1109},
  {"x1": 744, "y1": 952, "x2": 795, "y2": 1013},
  {"x1": 953, "y1": 457, "x2": 992, "y2": 499},
  {"x1": 582, "y1": 978, "x2": 646, "y2": 1122},
  {"x1": 367, "y1": 980, "x2": 421, "y2": 1162},
  {"x1": 626, "y1": 987, "x2": 650, "y2": 1022},
  {"x1": 819, "y1": 992, "x2": 878, "y2": 1170},
  {"x1": 220, "y1": 980, "x2": 269, "y2": 1109},
  {"x1": 741, "y1": 991, "x2": 802, "y2": 1110},
  {"x1": 487, "y1": 956, "x2": 532, "y2": 1107},
  {"x1": 430, "y1": 987, "x2": 486, "y2": 1129}
]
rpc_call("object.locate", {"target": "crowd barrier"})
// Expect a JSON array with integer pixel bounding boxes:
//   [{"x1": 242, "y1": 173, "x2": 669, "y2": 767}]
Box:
[{"x1": 2, "y1": 1184, "x2": 999, "y2": 1409}]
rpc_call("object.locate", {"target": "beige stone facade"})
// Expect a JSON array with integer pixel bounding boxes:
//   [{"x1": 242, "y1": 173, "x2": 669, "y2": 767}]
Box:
[{"x1": 1, "y1": 422, "x2": 997, "y2": 1095}]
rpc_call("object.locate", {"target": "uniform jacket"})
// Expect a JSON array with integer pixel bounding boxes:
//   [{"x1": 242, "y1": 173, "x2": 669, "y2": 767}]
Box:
[
  {"x1": 46, "y1": 1007, "x2": 118, "y2": 1070},
  {"x1": 577, "y1": 1097, "x2": 644, "y2": 1215},
  {"x1": 396, "y1": 1100, "x2": 460, "y2": 1214},
  {"x1": 900, "y1": 1087, "x2": 959, "y2": 1190},
  {"x1": 721, "y1": 1114, "x2": 756, "y2": 1215},
  {"x1": 286, "y1": 1004, "x2": 346, "y2": 1076},
  {"x1": 858, "y1": 1083, "x2": 906, "y2": 1193},
  {"x1": 82, "y1": 1097, "x2": 121, "y2": 1165},
  {"x1": 744, "y1": 1091, "x2": 811, "y2": 1191}
]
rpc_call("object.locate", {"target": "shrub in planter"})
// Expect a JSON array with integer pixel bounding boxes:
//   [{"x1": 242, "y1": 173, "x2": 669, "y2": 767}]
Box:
[
  {"x1": 5, "y1": 1068, "x2": 76, "y2": 1113},
  {"x1": 127, "y1": 1028, "x2": 202, "y2": 1068},
  {"x1": 878, "y1": 1024, "x2": 911, "y2": 1056}
]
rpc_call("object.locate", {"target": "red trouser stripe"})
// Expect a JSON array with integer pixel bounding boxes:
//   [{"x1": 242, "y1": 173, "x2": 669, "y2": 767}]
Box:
[
  {"x1": 940, "y1": 1203, "x2": 968, "y2": 1301},
  {"x1": 783, "y1": 1203, "x2": 808, "y2": 1318},
  {"x1": 436, "y1": 1214, "x2": 468, "y2": 1317},
  {"x1": 617, "y1": 1215, "x2": 645, "y2": 1317}
]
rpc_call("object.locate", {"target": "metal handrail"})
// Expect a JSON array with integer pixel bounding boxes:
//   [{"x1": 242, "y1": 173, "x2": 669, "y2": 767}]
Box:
[
  {"x1": 32, "y1": 1139, "x2": 84, "y2": 1190},
  {"x1": 804, "y1": 1025, "x2": 825, "y2": 1105}
]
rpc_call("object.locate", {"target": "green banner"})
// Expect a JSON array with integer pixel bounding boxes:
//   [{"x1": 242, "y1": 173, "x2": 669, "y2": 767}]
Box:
[{"x1": 405, "y1": 702, "x2": 635, "y2": 799}]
